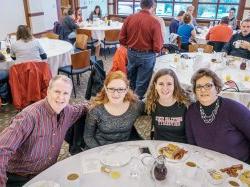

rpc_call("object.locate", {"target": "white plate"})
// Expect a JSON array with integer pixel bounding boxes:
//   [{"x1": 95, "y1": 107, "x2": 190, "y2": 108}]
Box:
[
  {"x1": 206, "y1": 168, "x2": 225, "y2": 185},
  {"x1": 27, "y1": 180, "x2": 60, "y2": 187},
  {"x1": 156, "y1": 143, "x2": 189, "y2": 163},
  {"x1": 100, "y1": 146, "x2": 131, "y2": 167}
]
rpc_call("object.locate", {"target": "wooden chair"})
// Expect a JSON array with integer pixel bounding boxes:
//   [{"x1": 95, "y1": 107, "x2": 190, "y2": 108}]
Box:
[
  {"x1": 76, "y1": 29, "x2": 98, "y2": 49},
  {"x1": 207, "y1": 41, "x2": 226, "y2": 52},
  {"x1": 58, "y1": 50, "x2": 92, "y2": 97},
  {"x1": 188, "y1": 44, "x2": 214, "y2": 53},
  {"x1": 101, "y1": 29, "x2": 120, "y2": 59},
  {"x1": 41, "y1": 32, "x2": 59, "y2": 39},
  {"x1": 75, "y1": 33, "x2": 88, "y2": 50}
]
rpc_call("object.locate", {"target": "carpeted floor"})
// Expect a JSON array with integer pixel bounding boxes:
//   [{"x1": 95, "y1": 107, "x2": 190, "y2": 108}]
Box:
[{"x1": 0, "y1": 54, "x2": 113, "y2": 161}]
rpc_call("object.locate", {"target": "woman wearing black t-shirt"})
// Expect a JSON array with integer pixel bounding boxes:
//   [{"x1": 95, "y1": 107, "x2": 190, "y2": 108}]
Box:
[{"x1": 145, "y1": 69, "x2": 190, "y2": 142}]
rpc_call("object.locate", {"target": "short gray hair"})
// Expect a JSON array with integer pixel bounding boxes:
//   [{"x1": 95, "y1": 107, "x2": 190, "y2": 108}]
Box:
[
  {"x1": 48, "y1": 75, "x2": 72, "y2": 90},
  {"x1": 241, "y1": 18, "x2": 250, "y2": 25}
]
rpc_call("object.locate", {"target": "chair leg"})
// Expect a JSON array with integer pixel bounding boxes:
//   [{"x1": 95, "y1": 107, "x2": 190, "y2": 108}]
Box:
[
  {"x1": 77, "y1": 74, "x2": 80, "y2": 85},
  {"x1": 71, "y1": 75, "x2": 76, "y2": 98},
  {"x1": 104, "y1": 43, "x2": 106, "y2": 60}
]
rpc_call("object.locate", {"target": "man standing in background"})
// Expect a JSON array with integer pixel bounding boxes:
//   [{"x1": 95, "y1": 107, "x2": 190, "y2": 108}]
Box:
[{"x1": 119, "y1": 0, "x2": 163, "y2": 99}]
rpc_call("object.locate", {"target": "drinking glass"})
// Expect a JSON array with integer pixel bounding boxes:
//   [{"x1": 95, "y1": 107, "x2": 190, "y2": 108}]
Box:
[{"x1": 129, "y1": 157, "x2": 142, "y2": 179}]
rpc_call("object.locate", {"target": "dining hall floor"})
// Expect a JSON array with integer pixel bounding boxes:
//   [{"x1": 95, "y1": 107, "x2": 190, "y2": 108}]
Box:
[{"x1": 0, "y1": 54, "x2": 114, "y2": 161}]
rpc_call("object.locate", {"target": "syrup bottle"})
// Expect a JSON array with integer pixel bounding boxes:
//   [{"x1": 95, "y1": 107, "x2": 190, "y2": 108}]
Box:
[{"x1": 152, "y1": 155, "x2": 167, "y2": 181}]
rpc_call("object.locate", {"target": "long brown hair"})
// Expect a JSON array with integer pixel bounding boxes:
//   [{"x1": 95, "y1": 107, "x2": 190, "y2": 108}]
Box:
[
  {"x1": 145, "y1": 68, "x2": 190, "y2": 114},
  {"x1": 91, "y1": 71, "x2": 138, "y2": 107},
  {"x1": 16, "y1": 25, "x2": 33, "y2": 42}
]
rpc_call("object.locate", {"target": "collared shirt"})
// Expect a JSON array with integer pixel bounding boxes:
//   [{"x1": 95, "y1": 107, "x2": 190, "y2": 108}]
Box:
[
  {"x1": 0, "y1": 98, "x2": 87, "y2": 186},
  {"x1": 119, "y1": 9, "x2": 163, "y2": 53},
  {"x1": 206, "y1": 24, "x2": 233, "y2": 42}
]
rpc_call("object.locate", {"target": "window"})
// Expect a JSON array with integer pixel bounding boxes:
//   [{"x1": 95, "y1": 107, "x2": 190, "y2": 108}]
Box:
[
  {"x1": 197, "y1": 0, "x2": 240, "y2": 19},
  {"x1": 117, "y1": 0, "x2": 192, "y2": 17},
  {"x1": 116, "y1": 0, "x2": 241, "y2": 20}
]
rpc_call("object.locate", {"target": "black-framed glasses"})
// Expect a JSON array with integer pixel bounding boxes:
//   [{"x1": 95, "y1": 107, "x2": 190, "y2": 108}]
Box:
[
  {"x1": 106, "y1": 87, "x2": 127, "y2": 93},
  {"x1": 195, "y1": 83, "x2": 214, "y2": 91}
]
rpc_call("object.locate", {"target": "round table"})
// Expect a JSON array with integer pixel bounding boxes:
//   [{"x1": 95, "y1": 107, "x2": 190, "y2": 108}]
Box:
[
  {"x1": 154, "y1": 53, "x2": 250, "y2": 92},
  {"x1": 0, "y1": 38, "x2": 73, "y2": 77},
  {"x1": 24, "y1": 140, "x2": 250, "y2": 187},
  {"x1": 80, "y1": 21, "x2": 123, "y2": 41}
]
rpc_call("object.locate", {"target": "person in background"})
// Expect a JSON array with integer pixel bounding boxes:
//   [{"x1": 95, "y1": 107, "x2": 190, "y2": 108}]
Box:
[
  {"x1": 206, "y1": 16, "x2": 233, "y2": 51},
  {"x1": 186, "y1": 5, "x2": 197, "y2": 27},
  {"x1": 145, "y1": 69, "x2": 190, "y2": 142},
  {"x1": 177, "y1": 13, "x2": 196, "y2": 51},
  {"x1": 186, "y1": 68, "x2": 250, "y2": 162},
  {"x1": 169, "y1": 10, "x2": 185, "y2": 34},
  {"x1": 222, "y1": 18, "x2": 250, "y2": 59},
  {"x1": 84, "y1": 71, "x2": 144, "y2": 149},
  {"x1": 0, "y1": 52, "x2": 8, "y2": 105},
  {"x1": 228, "y1": 7, "x2": 237, "y2": 30},
  {"x1": 74, "y1": 7, "x2": 83, "y2": 24},
  {"x1": 10, "y1": 25, "x2": 47, "y2": 62},
  {"x1": 89, "y1": 5, "x2": 102, "y2": 21},
  {"x1": 62, "y1": 8, "x2": 79, "y2": 42},
  {"x1": 119, "y1": 0, "x2": 163, "y2": 99},
  {"x1": 152, "y1": 2, "x2": 166, "y2": 43},
  {"x1": 0, "y1": 75, "x2": 88, "y2": 186}
]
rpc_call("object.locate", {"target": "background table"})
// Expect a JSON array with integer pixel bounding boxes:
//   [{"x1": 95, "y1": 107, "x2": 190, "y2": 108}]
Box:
[
  {"x1": 80, "y1": 21, "x2": 123, "y2": 41},
  {"x1": 0, "y1": 38, "x2": 73, "y2": 77},
  {"x1": 24, "y1": 140, "x2": 250, "y2": 187},
  {"x1": 154, "y1": 53, "x2": 250, "y2": 92}
]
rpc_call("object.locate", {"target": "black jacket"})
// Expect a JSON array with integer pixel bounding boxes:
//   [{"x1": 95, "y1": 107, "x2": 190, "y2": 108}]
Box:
[
  {"x1": 222, "y1": 32, "x2": 250, "y2": 59},
  {"x1": 85, "y1": 60, "x2": 106, "y2": 100}
]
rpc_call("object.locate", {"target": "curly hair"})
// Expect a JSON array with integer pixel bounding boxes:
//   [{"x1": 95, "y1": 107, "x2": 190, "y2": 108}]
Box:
[
  {"x1": 91, "y1": 71, "x2": 138, "y2": 108},
  {"x1": 16, "y1": 25, "x2": 32, "y2": 42},
  {"x1": 145, "y1": 68, "x2": 190, "y2": 115}
]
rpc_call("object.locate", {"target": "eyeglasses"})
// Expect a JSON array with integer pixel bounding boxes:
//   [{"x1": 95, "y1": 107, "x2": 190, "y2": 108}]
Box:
[
  {"x1": 106, "y1": 87, "x2": 127, "y2": 93},
  {"x1": 195, "y1": 83, "x2": 214, "y2": 91}
]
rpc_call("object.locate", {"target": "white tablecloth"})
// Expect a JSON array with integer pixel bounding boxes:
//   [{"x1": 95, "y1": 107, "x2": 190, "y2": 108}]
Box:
[
  {"x1": 24, "y1": 140, "x2": 250, "y2": 187},
  {"x1": 154, "y1": 53, "x2": 250, "y2": 92},
  {"x1": 80, "y1": 22, "x2": 123, "y2": 41},
  {"x1": 0, "y1": 38, "x2": 73, "y2": 77}
]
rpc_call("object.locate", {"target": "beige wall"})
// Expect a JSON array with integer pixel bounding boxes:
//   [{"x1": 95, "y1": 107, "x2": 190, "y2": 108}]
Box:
[{"x1": 0, "y1": 0, "x2": 26, "y2": 40}]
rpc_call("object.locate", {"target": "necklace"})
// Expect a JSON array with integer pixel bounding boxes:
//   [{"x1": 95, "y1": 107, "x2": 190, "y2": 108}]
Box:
[{"x1": 199, "y1": 99, "x2": 220, "y2": 124}]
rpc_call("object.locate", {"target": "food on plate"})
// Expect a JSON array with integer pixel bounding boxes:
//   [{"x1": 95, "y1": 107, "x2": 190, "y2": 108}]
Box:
[
  {"x1": 186, "y1": 161, "x2": 196, "y2": 167},
  {"x1": 239, "y1": 170, "x2": 250, "y2": 185},
  {"x1": 158, "y1": 143, "x2": 188, "y2": 160},
  {"x1": 207, "y1": 169, "x2": 223, "y2": 180},
  {"x1": 220, "y1": 164, "x2": 243, "y2": 177},
  {"x1": 110, "y1": 171, "x2": 121, "y2": 179},
  {"x1": 228, "y1": 180, "x2": 240, "y2": 186},
  {"x1": 67, "y1": 173, "x2": 79, "y2": 181}
]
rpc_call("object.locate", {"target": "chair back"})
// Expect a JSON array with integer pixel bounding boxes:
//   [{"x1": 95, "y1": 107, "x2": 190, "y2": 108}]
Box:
[
  {"x1": 41, "y1": 32, "x2": 59, "y2": 39},
  {"x1": 104, "y1": 29, "x2": 120, "y2": 42},
  {"x1": 189, "y1": 44, "x2": 213, "y2": 53},
  {"x1": 207, "y1": 41, "x2": 226, "y2": 52},
  {"x1": 9, "y1": 61, "x2": 52, "y2": 109},
  {"x1": 75, "y1": 33, "x2": 88, "y2": 50},
  {"x1": 76, "y1": 29, "x2": 92, "y2": 39},
  {"x1": 71, "y1": 49, "x2": 91, "y2": 70}
]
